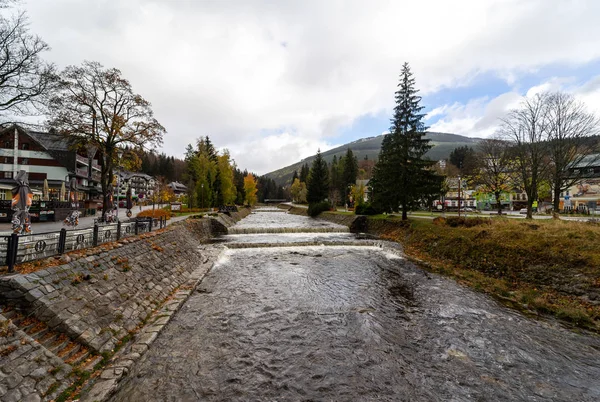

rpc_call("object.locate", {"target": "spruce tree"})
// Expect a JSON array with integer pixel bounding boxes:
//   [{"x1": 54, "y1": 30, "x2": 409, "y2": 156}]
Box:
[
  {"x1": 370, "y1": 62, "x2": 442, "y2": 220},
  {"x1": 299, "y1": 163, "x2": 310, "y2": 183},
  {"x1": 342, "y1": 148, "x2": 358, "y2": 200},
  {"x1": 306, "y1": 149, "x2": 329, "y2": 204}
]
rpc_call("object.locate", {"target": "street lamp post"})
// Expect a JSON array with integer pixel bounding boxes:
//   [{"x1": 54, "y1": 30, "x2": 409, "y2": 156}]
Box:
[{"x1": 116, "y1": 150, "x2": 123, "y2": 221}]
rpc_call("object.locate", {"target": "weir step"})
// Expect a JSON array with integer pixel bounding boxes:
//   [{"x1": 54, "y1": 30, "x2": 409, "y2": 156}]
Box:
[
  {"x1": 67, "y1": 349, "x2": 91, "y2": 366},
  {"x1": 81, "y1": 355, "x2": 104, "y2": 372},
  {"x1": 49, "y1": 337, "x2": 71, "y2": 354},
  {"x1": 1, "y1": 305, "x2": 94, "y2": 372},
  {"x1": 58, "y1": 342, "x2": 81, "y2": 360},
  {"x1": 227, "y1": 227, "x2": 351, "y2": 234}
]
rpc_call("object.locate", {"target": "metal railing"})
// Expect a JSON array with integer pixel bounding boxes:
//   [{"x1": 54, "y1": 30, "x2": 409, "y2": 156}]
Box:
[{"x1": 1, "y1": 216, "x2": 168, "y2": 273}]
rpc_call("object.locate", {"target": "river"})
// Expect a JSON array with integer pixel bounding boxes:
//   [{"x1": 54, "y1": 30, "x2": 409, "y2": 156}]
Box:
[{"x1": 111, "y1": 207, "x2": 600, "y2": 401}]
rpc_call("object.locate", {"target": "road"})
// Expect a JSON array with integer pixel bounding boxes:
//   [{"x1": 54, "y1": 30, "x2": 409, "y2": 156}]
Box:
[
  {"x1": 111, "y1": 207, "x2": 600, "y2": 401},
  {"x1": 0, "y1": 204, "x2": 174, "y2": 234}
]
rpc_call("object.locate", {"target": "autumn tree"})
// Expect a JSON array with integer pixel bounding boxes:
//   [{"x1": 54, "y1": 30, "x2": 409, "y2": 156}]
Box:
[
  {"x1": 500, "y1": 94, "x2": 549, "y2": 219},
  {"x1": 544, "y1": 92, "x2": 600, "y2": 217},
  {"x1": 47, "y1": 61, "x2": 165, "y2": 218},
  {"x1": 217, "y1": 150, "x2": 236, "y2": 205},
  {"x1": 243, "y1": 173, "x2": 258, "y2": 206},
  {"x1": 290, "y1": 178, "x2": 307, "y2": 203},
  {"x1": 0, "y1": 7, "x2": 55, "y2": 122},
  {"x1": 475, "y1": 138, "x2": 515, "y2": 215}
]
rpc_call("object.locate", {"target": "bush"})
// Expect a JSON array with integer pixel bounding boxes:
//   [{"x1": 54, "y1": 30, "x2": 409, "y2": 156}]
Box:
[
  {"x1": 307, "y1": 201, "x2": 331, "y2": 217},
  {"x1": 445, "y1": 217, "x2": 490, "y2": 227},
  {"x1": 355, "y1": 203, "x2": 380, "y2": 215},
  {"x1": 137, "y1": 209, "x2": 171, "y2": 220}
]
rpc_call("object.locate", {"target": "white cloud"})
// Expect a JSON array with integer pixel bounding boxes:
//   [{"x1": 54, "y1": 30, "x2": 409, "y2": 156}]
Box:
[
  {"x1": 429, "y1": 75, "x2": 600, "y2": 139},
  {"x1": 17, "y1": 0, "x2": 600, "y2": 174}
]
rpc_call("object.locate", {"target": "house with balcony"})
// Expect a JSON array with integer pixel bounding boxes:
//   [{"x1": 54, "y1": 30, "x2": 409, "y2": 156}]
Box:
[
  {"x1": 167, "y1": 181, "x2": 187, "y2": 197},
  {"x1": 117, "y1": 171, "x2": 156, "y2": 201},
  {"x1": 0, "y1": 125, "x2": 102, "y2": 220},
  {"x1": 560, "y1": 154, "x2": 600, "y2": 212}
]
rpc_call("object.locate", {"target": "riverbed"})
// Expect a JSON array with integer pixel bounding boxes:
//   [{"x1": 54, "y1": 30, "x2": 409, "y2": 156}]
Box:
[{"x1": 111, "y1": 208, "x2": 600, "y2": 401}]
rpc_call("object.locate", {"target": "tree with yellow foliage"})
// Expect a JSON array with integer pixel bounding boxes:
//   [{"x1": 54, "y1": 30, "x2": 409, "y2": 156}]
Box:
[{"x1": 243, "y1": 173, "x2": 258, "y2": 206}]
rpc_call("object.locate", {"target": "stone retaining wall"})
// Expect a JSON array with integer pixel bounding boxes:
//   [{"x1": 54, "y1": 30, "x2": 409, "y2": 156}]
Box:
[
  {"x1": 0, "y1": 227, "x2": 206, "y2": 354},
  {"x1": 0, "y1": 315, "x2": 72, "y2": 402},
  {"x1": 0, "y1": 211, "x2": 250, "y2": 402}
]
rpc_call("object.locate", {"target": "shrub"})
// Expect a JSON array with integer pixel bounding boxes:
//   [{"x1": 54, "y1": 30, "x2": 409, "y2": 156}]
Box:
[
  {"x1": 445, "y1": 217, "x2": 490, "y2": 227},
  {"x1": 354, "y1": 203, "x2": 380, "y2": 215},
  {"x1": 137, "y1": 209, "x2": 171, "y2": 220},
  {"x1": 307, "y1": 201, "x2": 331, "y2": 217}
]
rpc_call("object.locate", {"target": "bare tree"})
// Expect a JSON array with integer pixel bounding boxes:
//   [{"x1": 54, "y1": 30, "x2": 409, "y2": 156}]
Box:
[
  {"x1": 47, "y1": 61, "x2": 166, "y2": 217},
  {"x1": 544, "y1": 92, "x2": 600, "y2": 217},
  {"x1": 474, "y1": 137, "x2": 515, "y2": 215},
  {"x1": 0, "y1": 10, "x2": 55, "y2": 121},
  {"x1": 499, "y1": 94, "x2": 549, "y2": 219}
]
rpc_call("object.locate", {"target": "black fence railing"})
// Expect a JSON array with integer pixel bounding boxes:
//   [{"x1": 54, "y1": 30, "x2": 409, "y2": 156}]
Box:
[{"x1": 1, "y1": 217, "x2": 167, "y2": 273}]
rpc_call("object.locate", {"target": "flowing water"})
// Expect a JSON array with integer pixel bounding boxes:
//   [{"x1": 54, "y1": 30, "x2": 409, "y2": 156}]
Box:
[{"x1": 111, "y1": 207, "x2": 600, "y2": 402}]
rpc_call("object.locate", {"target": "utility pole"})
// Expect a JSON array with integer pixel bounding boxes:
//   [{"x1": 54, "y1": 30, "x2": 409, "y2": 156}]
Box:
[{"x1": 458, "y1": 175, "x2": 461, "y2": 218}]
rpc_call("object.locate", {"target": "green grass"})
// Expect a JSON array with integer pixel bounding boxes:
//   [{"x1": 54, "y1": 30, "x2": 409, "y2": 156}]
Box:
[{"x1": 367, "y1": 216, "x2": 600, "y2": 332}]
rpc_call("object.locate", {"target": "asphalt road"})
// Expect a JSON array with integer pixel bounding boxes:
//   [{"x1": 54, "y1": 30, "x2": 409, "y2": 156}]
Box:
[{"x1": 0, "y1": 204, "x2": 176, "y2": 234}]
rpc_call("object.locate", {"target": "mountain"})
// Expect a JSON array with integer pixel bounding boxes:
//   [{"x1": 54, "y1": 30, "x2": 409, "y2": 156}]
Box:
[{"x1": 265, "y1": 132, "x2": 481, "y2": 186}]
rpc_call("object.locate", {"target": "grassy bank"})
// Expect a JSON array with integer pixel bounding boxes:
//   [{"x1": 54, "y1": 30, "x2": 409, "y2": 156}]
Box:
[{"x1": 364, "y1": 215, "x2": 600, "y2": 333}]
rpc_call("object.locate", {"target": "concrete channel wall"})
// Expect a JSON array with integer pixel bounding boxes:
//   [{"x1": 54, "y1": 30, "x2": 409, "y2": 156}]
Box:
[{"x1": 0, "y1": 208, "x2": 250, "y2": 402}]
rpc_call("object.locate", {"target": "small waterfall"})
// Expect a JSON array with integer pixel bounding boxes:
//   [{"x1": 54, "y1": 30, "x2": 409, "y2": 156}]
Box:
[
  {"x1": 227, "y1": 227, "x2": 350, "y2": 235},
  {"x1": 225, "y1": 240, "x2": 384, "y2": 249},
  {"x1": 252, "y1": 210, "x2": 288, "y2": 213}
]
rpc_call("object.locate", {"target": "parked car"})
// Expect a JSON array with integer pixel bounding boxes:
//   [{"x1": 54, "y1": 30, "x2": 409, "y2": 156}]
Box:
[{"x1": 519, "y1": 208, "x2": 528, "y2": 214}]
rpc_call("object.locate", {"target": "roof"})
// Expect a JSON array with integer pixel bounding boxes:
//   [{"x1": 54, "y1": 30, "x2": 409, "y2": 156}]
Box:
[
  {"x1": 570, "y1": 154, "x2": 600, "y2": 169},
  {"x1": 168, "y1": 181, "x2": 187, "y2": 191},
  {"x1": 119, "y1": 171, "x2": 154, "y2": 181},
  {"x1": 27, "y1": 130, "x2": 71, "y2": 152}
]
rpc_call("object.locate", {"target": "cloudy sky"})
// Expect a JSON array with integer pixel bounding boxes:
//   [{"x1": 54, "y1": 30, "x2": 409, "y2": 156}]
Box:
[{"x1": 18, "y1": 0, "x2": 600, "y2": 174}]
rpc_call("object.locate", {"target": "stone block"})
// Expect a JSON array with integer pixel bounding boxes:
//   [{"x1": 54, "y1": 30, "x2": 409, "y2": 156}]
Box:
[
  {"x1": 18, "y1": 376, "x2": 36, "y2": 395},
  {"x1": 79, "y1": 378, "x2": 118, "y2": 402},
  {"x1": 131, "y1": 343, "x2": 148, "y2": 354},
  {"x1": 29, "y1": 367, "x2": 48, "y2": 380},
  {"x1": 23, "y1": 287, "x2": 44, "y2": 303},
  {"x1": 2, "y1": 388, "x2": 22, "y2": 402},
  {"x1": 6, "y1": 372, "x2": 23, "y2": 389},
  {"x1": 137, "y1": 331, "x2": 158, "y2": 346},
  {"x1": 34, "y1": 377, "x2": 55, "y2": 395},
  {"x1": 21, "y1": 393, "x2": 42, "y2": 402}
]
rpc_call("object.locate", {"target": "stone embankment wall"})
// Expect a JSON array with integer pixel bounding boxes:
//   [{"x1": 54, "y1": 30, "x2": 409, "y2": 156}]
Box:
[{"x1": 0, "y1": 209, "x2": 250, "y2": 402}]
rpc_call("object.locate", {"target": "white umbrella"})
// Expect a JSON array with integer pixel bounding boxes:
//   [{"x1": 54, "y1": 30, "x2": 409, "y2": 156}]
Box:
[{"x1": 60, "y1": 181, "x2": 66, "y2": 201}]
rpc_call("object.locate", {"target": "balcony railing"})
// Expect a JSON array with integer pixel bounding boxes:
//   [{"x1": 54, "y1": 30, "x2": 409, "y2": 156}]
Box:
[
  {"x1": 92, "y1": 161, "x2": 100, "y2": 171},
  {"x1": 91, "y1": 172, "x2": 101, "y2": 182},
  {"x1": 76, "y1": 155, "x2": 89, "y2": 165},
  {"x1": 75, "y1": 167, "x2": 88, "y2": 177}
]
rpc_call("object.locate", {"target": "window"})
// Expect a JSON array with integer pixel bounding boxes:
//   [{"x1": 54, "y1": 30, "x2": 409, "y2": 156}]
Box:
[
  {"x1": 3, "y1": 141, "x2": 11, "y2": 148},
  {"x1": 3, "y1": 157, "x2": 8, "y2": 164},
  {"x1": 21, "y1": 143, "x2": 29, "y2": 150},
  {"x1": 21, "y1": 158, "x2": 28, "y2": 165},
  {"x1": 3, "y1": 171, "x2": 12, "y2": 178},
  {"x1": 0, "y1": 192, "x2": 5, "y2": 200}
]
